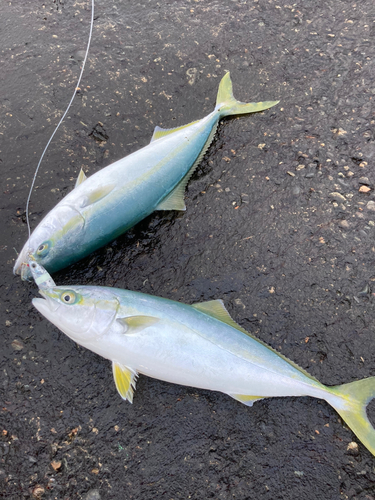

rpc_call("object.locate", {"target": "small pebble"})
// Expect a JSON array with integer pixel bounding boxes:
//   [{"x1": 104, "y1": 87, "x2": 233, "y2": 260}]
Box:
[
  {"x1": 294, "y1": 470, "x2": 304, "y2": 477},
  {"x1": 74, "y1": 49, "x2": 87, "y2": 61},
  {"x1": 347, "y1": 441, "x2": 359, "y2": 455},
  {"x1": 337, "y1": 178, "x2": 348, "y2": 187},
  {"x1": 339, "y1": 220, "x2": 349, "y2": 229},
  {"x1": 329, "y1": 192, "x2": 346, "y2": 203},
  {"x1": 359, "y1": 177, "x2": 371, "y2": 186},
  {"x1": 305, "y1": 172, "x2": 314, "y2": 178},
  {"x1": 367, "y1": 201, "x2": 375, "y2": 211},
  {"x1": 32, "y1": 485, "x2": 45, "y2": 499},
  {"x1": 51, "y1": 460, "x2": 62, "y2": 471},
  {"x1": 359, "y1": 186, "x2": 371, "y2": 193},
  {"x1": 83, "y1": 490, "x2": 101, "y2": 500},
  {"x1": 292, "y1": 186, "x2": 301, "y2": 196},
  {"x1": 11, "y1": 340, "x2": 24, "y2": 350},
  {"x1": 334, "y1": 127, "x2": 347, "y2": 135}
]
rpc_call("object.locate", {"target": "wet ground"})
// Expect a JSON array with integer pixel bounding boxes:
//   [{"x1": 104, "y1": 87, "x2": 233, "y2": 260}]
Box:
[{"x1": 2, "y1": 0, "x2": 375, "y2": 498}]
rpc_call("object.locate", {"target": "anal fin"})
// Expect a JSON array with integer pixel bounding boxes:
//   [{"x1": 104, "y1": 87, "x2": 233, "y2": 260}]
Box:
[
  {"x1": 112, "y1": 361, "x2": 138, "y2": 403},
  {"x1": 155, "y1": 185, "x2": 187, "y2": 211},
  {"x1": 155, "y1": 122, "x2": 218, "y2": 212},
  {"x1": 228, "y1": 394, "x2": 266, "y2": 407}
]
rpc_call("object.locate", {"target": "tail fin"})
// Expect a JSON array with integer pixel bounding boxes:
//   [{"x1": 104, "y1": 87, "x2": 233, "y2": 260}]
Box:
[
  {"x1": 216, "y1": 72, "x2": 279, "y2": 118},
  {"x1": 327, "y1": 377, "x2": 375, "y2": 456}
]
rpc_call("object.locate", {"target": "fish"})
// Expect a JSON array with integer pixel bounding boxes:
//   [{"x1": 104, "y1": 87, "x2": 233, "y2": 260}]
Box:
[
  {"x1": 29, "y1": 261, "x2": 375, "y2": 456},
  {"x1": 14, "y1": 73, "x2": 279, "y2": 279}
]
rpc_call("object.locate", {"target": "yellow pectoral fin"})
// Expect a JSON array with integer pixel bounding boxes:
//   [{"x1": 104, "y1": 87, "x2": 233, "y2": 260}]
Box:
[
  {"x1": 116, "y1": 315, "x2": 160, "y2": 334},
  {"x1": 112, "y1": 361, "x2": 138, "y2": 403},
  {"x1": 80, "y1": 184, "x2": 116, "y2": 208},
  {"x1": 229, "y1": 394, "x2": 266, "y2": 407}
]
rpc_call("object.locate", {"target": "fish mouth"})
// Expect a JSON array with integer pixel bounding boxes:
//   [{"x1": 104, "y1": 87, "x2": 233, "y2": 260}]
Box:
[{"x1": 32, "y1": 292, "x2": 60, "y2": 315}]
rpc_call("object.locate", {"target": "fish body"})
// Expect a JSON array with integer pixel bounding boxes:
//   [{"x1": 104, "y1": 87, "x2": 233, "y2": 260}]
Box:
[
  {"x1": 14, "y1": 73, "x2": 278, "y2": 279},
  {"x1": 30, "y1": 263, "x2": 375, "y2": 456}
]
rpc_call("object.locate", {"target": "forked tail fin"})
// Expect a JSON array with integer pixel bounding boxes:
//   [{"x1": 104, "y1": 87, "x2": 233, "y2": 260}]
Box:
[
  {"x1": 216, "y1": 72, "x2": 279, "y2": 118},
  {"x1": 327, "y1": 377, "x2": 375, "y2": 456}
]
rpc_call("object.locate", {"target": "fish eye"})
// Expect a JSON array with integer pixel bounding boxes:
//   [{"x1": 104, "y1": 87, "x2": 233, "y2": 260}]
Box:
[
  {"x1": 60, "y1": 291, "x2": 77, "y2": 304},
  {"x1": 36, "y1": 241, "x2": 50, "y2": 257},
  {"x1": 30, "y1": 262, "x2": 37, "y2": 269}
]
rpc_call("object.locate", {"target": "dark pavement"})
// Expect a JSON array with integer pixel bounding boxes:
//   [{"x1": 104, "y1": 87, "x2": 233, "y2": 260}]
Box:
[{"x1": 1, "y1": 1, "x2": 375, "y2": 499}]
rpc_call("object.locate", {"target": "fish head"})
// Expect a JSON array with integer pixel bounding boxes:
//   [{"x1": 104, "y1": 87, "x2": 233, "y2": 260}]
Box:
[
  {"x1": 32, "y1": 286, "x2": 120, "y2": 344},
  {"x1": 14, "y1": 205, "x2": 85, "y2": 280}
]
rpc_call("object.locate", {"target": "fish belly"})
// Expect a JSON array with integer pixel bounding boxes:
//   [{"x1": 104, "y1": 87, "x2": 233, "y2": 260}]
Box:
[{"x1": 94, "y1": 323, "x2": 326, "y2": 401}]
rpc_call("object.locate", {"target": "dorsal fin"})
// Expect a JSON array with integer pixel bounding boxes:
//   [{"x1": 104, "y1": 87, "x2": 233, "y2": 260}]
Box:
[
  {"x1": 192, "y1": 300, "x2": 251, "y2": 335},
  {"x1": 150, "y1": 121, "x2": 200, "y2": 142},
  {"x1": 75, "y1": 168, "x2": 87, "y2": 188}
]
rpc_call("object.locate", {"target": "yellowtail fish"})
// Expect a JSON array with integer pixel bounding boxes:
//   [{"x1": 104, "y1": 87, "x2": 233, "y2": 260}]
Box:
[
  {"x1": 14, "y1": 73, "x2": 278, "y2": 280},
  {"x1": 29, "y1": 260, "x2": 375, "y2": 457}
]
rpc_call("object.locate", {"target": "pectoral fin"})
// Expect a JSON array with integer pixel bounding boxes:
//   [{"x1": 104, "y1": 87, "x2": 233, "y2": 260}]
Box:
[
  {"x1": 112, "y1": 361, "x2": 138, "y2": 403},
  {"x1": 228, "y1": 394, "x2": 266, "y2": 407},
  {"x1": 116, "y1": 315, "x2": 160, "y2": 334},
  {"x1": 80, "y1": 184, "x2": 115, "y2": 208},
  {"x1": 75, "y1": 168, "x2": 87, "y2": 188}
]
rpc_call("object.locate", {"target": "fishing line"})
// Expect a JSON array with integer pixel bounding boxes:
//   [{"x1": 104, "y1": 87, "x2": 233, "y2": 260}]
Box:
[{"x1": 25, "y1": 0, "x2": 95, "y2": 240}]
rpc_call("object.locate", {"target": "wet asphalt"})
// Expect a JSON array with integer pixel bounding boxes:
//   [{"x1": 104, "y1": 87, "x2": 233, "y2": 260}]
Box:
[{"x1": 1, "y1": 1, "x2": 375, "y2": 499}]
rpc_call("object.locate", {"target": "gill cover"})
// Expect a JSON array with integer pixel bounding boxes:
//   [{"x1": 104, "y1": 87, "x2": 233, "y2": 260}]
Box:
[
  {"x1": 14, "y1": 204, "x2": 86, "y2": 279},
  {"x1": 33, "y1": 287, "x2": 120, "y2": 343}
]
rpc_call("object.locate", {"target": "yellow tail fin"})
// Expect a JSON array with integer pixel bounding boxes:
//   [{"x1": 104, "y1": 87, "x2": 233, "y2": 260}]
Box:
[
  {"x1": 216, "y1": 72, "x2": 279, "y2": 118},
  {"x1": 328, "y1": 377, "x2": 375, "y2": 456}
]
